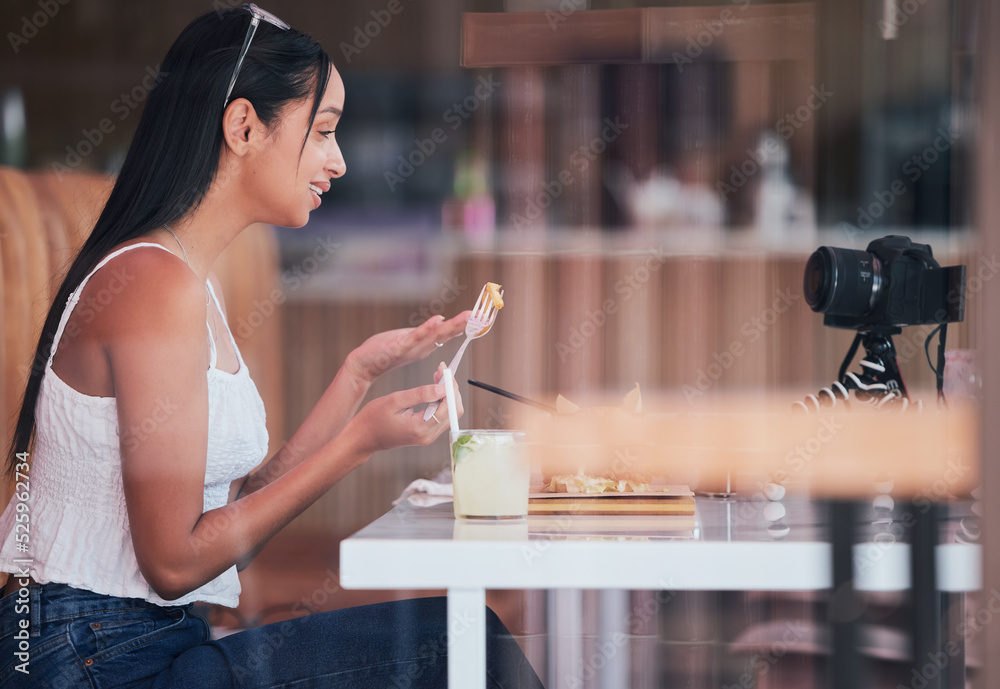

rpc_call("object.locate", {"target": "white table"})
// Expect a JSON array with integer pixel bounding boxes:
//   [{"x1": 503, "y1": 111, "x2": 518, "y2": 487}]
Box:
[{"x1": 339, "y1": 497, "x2": 981, "y2": 689}]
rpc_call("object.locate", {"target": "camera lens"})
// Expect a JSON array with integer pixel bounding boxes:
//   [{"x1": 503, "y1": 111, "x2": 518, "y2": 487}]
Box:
[{"x1": 803, "y1": 246, "x2": 881, "y2": 317}]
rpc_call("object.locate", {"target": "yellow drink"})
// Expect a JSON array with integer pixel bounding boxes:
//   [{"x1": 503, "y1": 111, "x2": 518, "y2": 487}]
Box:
[{"x1": 451, "y1": 430, "x2": 529, "y2": 519}]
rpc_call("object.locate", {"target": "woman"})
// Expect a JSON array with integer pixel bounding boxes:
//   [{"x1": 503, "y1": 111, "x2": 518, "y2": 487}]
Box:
[{"x1": 0, "y1": 5, "x2": 542, "y2": 688}]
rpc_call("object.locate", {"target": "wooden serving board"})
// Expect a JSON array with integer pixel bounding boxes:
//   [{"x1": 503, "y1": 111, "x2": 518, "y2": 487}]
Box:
[
  {"x1": 528, "y1": 486, "x2": 695, "y2": 516},
  {"x1": 528, "y1": 496, "x2": 696, "y2": 516}
]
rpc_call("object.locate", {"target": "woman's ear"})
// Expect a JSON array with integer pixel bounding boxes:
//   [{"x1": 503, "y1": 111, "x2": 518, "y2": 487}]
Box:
[{"x1": 221, "y1": 99, "x2": 261, "y2": 156}]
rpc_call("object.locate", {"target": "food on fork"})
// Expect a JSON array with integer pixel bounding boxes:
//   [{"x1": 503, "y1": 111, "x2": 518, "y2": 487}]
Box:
[
  {"x1": 422, "y1": 281, "x2": 502, "y2": 421},
  {"x1": 486, "y1": 282, "x2": 504, "y2": 310}
]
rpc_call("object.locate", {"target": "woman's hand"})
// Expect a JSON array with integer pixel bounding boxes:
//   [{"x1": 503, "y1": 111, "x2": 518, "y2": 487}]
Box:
[
  {"x1": 345, "y1": 312, "x2": 470, "y2": 385},
  {"x1": 241, "y1": 317, "x2": 470, "y2": 503},
  {"x1": 346, "y1": 363, "x2": 464, "y2": 455}
]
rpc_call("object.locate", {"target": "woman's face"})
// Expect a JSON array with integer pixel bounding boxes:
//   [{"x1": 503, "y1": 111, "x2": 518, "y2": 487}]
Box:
[{"x1": 250, "y1": 66, "x2": 347, "y2": 228}]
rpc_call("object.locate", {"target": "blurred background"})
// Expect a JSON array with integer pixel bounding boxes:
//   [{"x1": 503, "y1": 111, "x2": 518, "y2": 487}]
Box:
[{"x1": 0, "y1": 0, "x2": 993, "y2": 687}]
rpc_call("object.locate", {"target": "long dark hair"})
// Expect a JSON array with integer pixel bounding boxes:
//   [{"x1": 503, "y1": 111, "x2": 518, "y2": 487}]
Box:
[{"x1": 5, "y1": 7, "x2": 331, "y2": 476}]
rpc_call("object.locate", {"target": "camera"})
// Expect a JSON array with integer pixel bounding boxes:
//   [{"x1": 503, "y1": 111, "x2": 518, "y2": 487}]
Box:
[{"x1": 803, "y1": 235, "x2": 966, "y2": 330}]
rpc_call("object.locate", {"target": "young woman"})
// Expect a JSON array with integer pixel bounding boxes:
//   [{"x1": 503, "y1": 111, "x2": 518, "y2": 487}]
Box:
[{"x1": 0, "y1": 5, "x2": 542, "y2": 688}]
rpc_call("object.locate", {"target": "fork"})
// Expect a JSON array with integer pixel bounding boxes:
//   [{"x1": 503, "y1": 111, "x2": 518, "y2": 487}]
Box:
[{"x1": 422, "y1": 284, "x2": 502, "y2": 421}]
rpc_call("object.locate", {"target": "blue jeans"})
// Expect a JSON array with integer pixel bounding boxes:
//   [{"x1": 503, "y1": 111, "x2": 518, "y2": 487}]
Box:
[{"x1": 0, "y1": 582, "x2": 543, "y2": 688}]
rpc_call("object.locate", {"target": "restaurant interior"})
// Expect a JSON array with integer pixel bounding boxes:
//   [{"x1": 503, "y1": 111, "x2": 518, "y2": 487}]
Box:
[{"x1": 1, "y1": 0, "x2": 999, "y2": 687}]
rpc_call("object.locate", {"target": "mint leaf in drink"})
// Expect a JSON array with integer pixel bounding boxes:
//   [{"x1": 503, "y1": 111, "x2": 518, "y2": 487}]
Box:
[{"x1": 452, "y1": 437, "x2": 474, "y2": 463}]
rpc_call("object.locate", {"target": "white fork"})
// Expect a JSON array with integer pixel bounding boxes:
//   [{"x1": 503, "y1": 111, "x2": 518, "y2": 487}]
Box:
[{"x1": 422, "y1": 284, "x2": 502, "y2": 421}]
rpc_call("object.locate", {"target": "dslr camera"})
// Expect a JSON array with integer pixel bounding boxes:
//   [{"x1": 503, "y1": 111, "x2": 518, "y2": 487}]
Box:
[{"x1": 803, "y1": 235, "x2": 966, "y2": 330}]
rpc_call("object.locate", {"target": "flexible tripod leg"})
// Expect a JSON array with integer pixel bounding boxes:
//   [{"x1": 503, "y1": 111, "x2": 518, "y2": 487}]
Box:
[{"x1": 796, "y1": 328, "x2": 909, "y2": 412}]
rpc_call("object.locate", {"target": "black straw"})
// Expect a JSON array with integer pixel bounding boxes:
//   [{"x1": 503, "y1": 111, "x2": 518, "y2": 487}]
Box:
[{"x1": 467, "y1": 379, "x2": 558, "y2": 412}]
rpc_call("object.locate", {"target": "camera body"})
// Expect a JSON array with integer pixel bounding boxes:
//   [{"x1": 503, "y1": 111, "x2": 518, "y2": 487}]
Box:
[{"x1": 803, "y1": 235, "x2": 966, "y2": 330}]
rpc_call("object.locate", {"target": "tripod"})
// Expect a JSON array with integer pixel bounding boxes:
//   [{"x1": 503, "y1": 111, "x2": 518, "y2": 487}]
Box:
[{"x1": 794, "y1": 326, "x2": 913, "y2": 412}]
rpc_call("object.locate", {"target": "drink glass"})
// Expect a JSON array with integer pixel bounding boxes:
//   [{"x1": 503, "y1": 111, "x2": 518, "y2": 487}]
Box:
[{"x1": 450, "y1": 430, "x2": 529, "y2": 519}]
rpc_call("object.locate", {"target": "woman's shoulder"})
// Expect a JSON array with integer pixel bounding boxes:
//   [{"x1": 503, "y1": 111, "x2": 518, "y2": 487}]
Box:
[
  {"x1": 88, "y1": 240, "x2": 201, "y2": 300},
  {"x1": 51, "y1": 240, "x2": 209, "y2": 395},
  {"x1": 77, "y1": 241, "x2": 206, "y2": 333},
  {"x1": 104, "y1": 238, "x2": 187, "y2": 271}
]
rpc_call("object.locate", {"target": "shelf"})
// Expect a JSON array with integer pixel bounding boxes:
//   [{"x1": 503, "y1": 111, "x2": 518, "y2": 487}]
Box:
[{"x1": 461, "y1": 3, "x2": 816, "y2": 67}]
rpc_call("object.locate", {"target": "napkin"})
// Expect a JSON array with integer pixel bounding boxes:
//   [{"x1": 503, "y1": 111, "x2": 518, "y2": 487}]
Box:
[{"x1": 392, "y1": 468, "x2": 453, "y2": 507}]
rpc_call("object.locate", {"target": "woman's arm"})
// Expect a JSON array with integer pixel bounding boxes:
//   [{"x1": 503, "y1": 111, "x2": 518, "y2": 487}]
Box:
[
  {"x1": 114, "y1": 255, "x2": 460, "y2": 600},
  {"x1": 232, "y1": 310, "x2": 469, "y2": 500}
]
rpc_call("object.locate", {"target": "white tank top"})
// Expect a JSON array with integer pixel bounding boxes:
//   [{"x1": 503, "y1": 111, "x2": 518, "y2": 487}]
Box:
[{"x1": 0, "y1": 243, "x2": 268, "y2": 607}]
